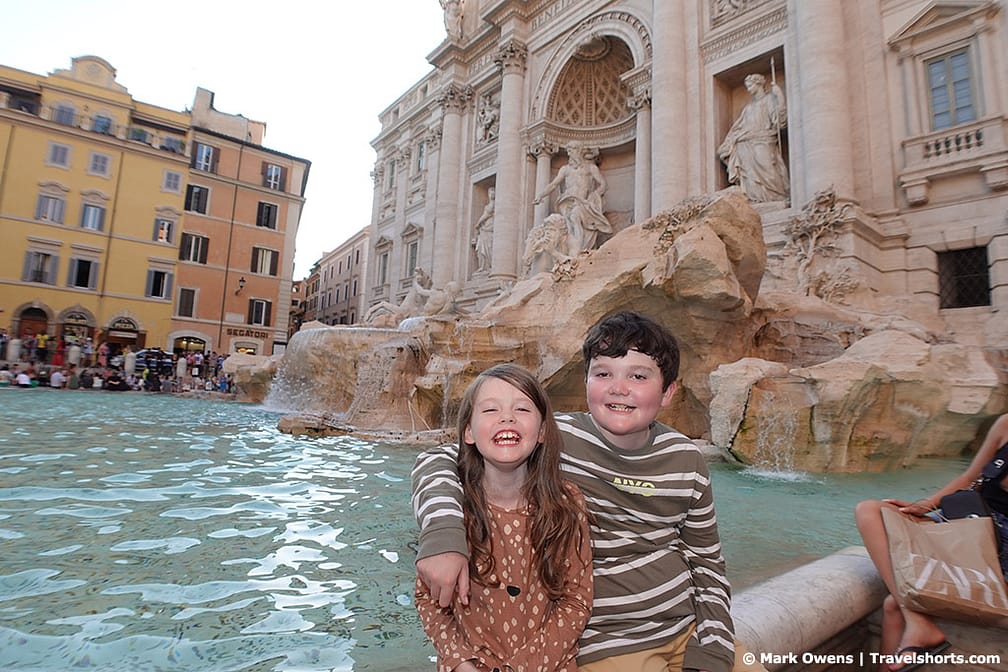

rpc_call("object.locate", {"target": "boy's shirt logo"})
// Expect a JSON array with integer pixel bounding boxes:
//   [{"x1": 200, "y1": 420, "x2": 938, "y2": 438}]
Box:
[{"x1": 612, "y1": 476, "x2": 655, "y2": 496}]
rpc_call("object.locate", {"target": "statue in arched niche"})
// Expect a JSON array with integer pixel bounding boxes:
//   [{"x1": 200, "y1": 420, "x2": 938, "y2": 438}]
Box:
[
  {"x1": 718, "y1": 73, "x2": 790, "y2": 203},
  {"x1": 533, "y1": 140, "x2": 611, "y2": 256},
  {"x1": 473, "y1": 187, "x2": 494, "y2": 273}
]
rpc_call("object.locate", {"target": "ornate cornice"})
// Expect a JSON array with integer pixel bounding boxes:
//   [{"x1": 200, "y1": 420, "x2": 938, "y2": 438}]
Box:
[
  {"x1": 710, "y1": 0, "x2": 777, "y2": 29},
  {"x1": 701, "y1": 4, "x2": 788, "y2": 63}
]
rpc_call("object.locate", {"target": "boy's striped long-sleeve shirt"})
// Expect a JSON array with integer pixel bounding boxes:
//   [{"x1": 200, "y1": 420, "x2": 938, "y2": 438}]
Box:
[{"x1": 412, "y1": 412, "x2": 735, "y2": 672}]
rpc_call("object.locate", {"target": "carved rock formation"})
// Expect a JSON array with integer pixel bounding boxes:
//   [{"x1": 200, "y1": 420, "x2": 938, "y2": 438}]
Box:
[
  {"x1": 260, "y1": 189, "x2": 1007, "y2": 472},
  {"x1": 712, "y1": 329, "x2": 1006, "y2": 471}
]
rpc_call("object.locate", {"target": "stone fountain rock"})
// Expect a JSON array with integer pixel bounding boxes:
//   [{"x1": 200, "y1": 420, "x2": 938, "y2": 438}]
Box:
[{"x1": 261, "y1": 189, "x2": 1007, "y2": 472}]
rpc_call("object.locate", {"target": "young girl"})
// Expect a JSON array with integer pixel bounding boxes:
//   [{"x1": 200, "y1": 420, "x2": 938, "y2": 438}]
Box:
[{"x1": 415, "y1": 363, "x2": 593, "y2": 672}]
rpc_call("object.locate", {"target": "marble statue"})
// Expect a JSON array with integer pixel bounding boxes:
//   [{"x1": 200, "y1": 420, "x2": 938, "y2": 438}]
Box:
[
  {"x1": 363, "y1": 268, "x2": 432, "y2": 324},
  {"x1": 718, "y1": 73, "x2": 789, "y2": 203},
  {"x1": 477, "y1": 94, "x2": 499, "y2": 144},
  {"x1": 440, "y1": 0, "x2": 463, "y2": 41},
  {"x1": 473, "y1": 187, "x2": 495, "y2": 273},
  {"x1": 533, "y1": 140, "x2": 612, "y2": 256},
  {"x1": 417, "y1": 281, "x2": 462, "y2": 316},
  {"x1": 522, "y1": 213, "x2": 571, "y2": 276}
]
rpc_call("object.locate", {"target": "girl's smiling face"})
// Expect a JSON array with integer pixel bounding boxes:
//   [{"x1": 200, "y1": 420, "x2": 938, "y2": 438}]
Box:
[{"x1": 464, "y1": 376, "x2": 545, "y2": 472}]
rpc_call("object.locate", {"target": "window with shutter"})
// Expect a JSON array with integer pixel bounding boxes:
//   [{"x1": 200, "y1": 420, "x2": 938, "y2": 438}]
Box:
[
  {"x1": 193, "y1": 143, "x2": 216, "y2": 172},
  {"x1": 69, "y1": 259, "x2": 97, "y2": 289},
  {"x1": 256, "y1": 202, "x2": 278, "y2": 229},
  {"x1": 185, "y1": 185, "x2": 209, "y2": 213},
  {"x1": 248, "y1": 299, "x2": 272, "y2": 326},
  {"x1": 81, "y1": 205, "x2": 105, "y2": 231},
  {"x1": 178, "y1": 288, "x2": 196, "y2": 317},
  {"x1": 47, "y1": 142, "x2": 70, "y2": 167},
  {"x1": 36, "y1": 195, "x2": 65, "y2": 223}
]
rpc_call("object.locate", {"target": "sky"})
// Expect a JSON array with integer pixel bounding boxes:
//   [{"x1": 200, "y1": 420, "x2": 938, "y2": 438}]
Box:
[{"x1": 0, "y1": 1, "x2": 446, "y2": 278}]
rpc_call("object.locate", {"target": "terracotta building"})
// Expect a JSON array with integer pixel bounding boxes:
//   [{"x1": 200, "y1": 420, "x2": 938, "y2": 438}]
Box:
[
  {"x1": 172, "y1": 88, "x2": 310, "y2": 356},
  {"x1": 365, "y1": 0, "x2": 1007, "y2": 346},
  {"x1": 0, "y1": 56, "x2": 309, "y2": 360}
]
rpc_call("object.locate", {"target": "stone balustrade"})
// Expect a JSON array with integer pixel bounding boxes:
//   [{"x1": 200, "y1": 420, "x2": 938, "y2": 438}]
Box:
[{"x1": 899, "y1": 115, "x2": 1008, "y2": 204}]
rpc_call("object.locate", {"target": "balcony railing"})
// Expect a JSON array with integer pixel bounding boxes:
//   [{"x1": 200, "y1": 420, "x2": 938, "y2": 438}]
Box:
[
  {"x1": 898, "y1": 115, "x2": 1008, "y2": 204},
  {"x1": 0, "y1": 95, "x2": 188, "y2": 158}
]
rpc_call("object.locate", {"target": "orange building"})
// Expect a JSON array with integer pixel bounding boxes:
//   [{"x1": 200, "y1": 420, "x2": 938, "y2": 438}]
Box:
[{"x1": 170, "y1": 89, "x2": 310, "y2": 356}]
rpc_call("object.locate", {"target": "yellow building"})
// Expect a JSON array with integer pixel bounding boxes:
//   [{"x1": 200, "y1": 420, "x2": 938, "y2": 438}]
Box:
[
  {"x1": 0, "y1": 56, "x2": 310, "y2": 362},
  {"x1": 0, "y1": 56, "x2": 188, "y2": 356}
]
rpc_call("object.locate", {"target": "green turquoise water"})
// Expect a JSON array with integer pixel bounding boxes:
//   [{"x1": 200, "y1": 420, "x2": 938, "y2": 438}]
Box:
[{"x1": 0, "y1": 390, "x2": 966, "y2": 670}]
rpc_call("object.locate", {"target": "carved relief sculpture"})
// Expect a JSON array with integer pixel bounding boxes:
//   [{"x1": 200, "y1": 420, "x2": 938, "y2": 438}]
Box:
[
  {"x1": 783, "y1": 187, "x2": 853, "y2": 297},
  {"x1": 533, "y1": 140, "x2": 612, "y2": 256},
  {"x1": 473, "y1": 187, "x2": 495, "y2": 273},
  {"x1": 718, "y1": 73, "x2": 790, "y2": 203},
  {"x1": 440, "y1": 0, "x2": 463, "y2": 42},
  {"x1": 476, "y1": 94, "x2": 499, "y2": 144}
]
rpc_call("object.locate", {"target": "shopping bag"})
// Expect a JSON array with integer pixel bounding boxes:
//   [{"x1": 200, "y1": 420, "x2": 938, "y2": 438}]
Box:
[{"x1": 881, "y1": 506, "x2": 1008, "y2": 626}]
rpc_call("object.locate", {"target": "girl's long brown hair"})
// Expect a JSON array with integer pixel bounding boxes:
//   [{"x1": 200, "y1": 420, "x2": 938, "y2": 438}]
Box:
[{"x1": 456, "y1": 363, "x2": 587, "y2": 599}]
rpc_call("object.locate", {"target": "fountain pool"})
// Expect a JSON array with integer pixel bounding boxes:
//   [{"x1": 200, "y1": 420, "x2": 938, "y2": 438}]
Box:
[{"x1": 0, "y1": 390, "x2": 967, "y2": 670}]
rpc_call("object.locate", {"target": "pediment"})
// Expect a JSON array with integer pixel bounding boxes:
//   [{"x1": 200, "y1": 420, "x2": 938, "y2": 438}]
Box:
[
  {"x1": 374, "y1": 235, "x2": 393, "y2": 250},
  {"x1": 401, "y1": 222, "x2": 423, "y2": 239},
  {"x1": 889, "y1": 1, "x2": 998, "y2": 46}
]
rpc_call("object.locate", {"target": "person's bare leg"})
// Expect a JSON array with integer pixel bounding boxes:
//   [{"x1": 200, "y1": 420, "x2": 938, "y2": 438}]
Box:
[
  {"x1": 877, "y1": 595, "x2": 904, "y2": 672},
  {"x1": 854, "y1": 500, "x2": 946, "y2": 662}
]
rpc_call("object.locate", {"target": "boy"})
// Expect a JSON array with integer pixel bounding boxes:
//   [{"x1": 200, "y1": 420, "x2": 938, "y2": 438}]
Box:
[{"x1": 413, "y1": 311, "x2": 759, "y2": 672}]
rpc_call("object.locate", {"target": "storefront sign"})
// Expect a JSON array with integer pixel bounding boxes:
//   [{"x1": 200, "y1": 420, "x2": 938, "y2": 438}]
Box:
[
  {"x1": 226, "y1": 328, "x2": 269, "y2": 339},
  {"x1": 64, "y1": 311, "x2": 90, "y2": 326},
  {"x1": 109, "y1": 317, "x2": 138, "y2": 331}
]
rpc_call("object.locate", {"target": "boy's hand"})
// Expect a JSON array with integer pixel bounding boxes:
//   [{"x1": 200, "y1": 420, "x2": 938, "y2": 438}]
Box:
[{"x1": 417, "y1": 551, "x2": 469, "y2": 607}]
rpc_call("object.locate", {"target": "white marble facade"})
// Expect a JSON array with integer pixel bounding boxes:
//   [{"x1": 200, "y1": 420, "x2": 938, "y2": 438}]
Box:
[{"x1": 367, "y1": 0, "x2": 1008, "y2": 345}]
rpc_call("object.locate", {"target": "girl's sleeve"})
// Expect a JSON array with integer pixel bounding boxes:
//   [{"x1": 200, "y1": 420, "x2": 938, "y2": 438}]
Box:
[
  {"x1": 507, "y1": 486, "x2": 594, "y2": 672},
  {"x1": 416, "y1": 576, "x2": 507, "y2": 672}
]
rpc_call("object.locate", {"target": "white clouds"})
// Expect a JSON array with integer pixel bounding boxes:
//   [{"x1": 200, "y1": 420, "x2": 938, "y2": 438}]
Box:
[{"x1": 0, "y1": 0, "x2": 445, "y2": 277}]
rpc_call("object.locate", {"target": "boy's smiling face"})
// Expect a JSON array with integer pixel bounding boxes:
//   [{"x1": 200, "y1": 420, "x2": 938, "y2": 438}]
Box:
[{"x1": 585, "y1": 349, "x2": 676, "y2": 451}]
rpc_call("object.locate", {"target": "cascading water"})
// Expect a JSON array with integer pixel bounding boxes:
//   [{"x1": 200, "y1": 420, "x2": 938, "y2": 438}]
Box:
[{"x1": 744, "y1": 389, "x2": 808, "y2": 478}]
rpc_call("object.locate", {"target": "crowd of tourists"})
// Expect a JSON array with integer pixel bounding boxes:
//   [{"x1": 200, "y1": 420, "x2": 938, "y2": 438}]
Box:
[{"x1": 0, "y1": 330, "x2": 235, "y2": 395}]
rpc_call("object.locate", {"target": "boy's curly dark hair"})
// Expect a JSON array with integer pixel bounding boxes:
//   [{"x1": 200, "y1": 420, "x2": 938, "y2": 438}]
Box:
[{"x1": 581, "y1": 311, "x2": 680, "y2": 390}]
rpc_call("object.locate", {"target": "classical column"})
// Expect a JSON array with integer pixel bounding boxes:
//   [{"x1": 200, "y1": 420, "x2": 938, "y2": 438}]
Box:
[
  {"x1": 490, "y1": 40, "x2": 528, "y2": 282},
  {"x1": 651, "y1": 0, "x2": 687, "y2": 210},
  {"x1": 431, "y1": 84, "x2": 470, "y2": 286},
  {"x1": 423, "y1": 126, "x2": 442, "y2": 236},
  {"x1": 793, "y1": 0, "x2": 855, "y2": 199},
  {"x1": 629, "y1": 87, "x2": 652, "y2": 224},
  {"x1": 529, "y1": 139, "x2": 555, "y2": 232}
]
